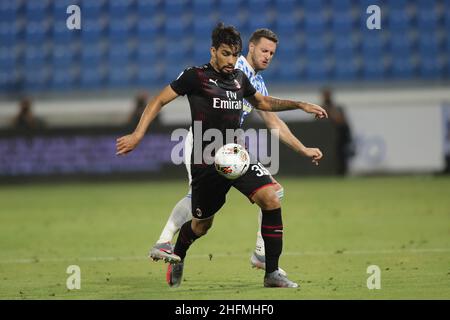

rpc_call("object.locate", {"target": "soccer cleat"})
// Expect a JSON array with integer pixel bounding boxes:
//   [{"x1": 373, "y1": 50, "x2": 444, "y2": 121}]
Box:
[
  {"x1": 166, "y1": 261, "x2": 184, "y2": 288},
  {"x1": 250, "y1": 252, "x2": 288, "y2": 277},
  {"x1": 264, "y1": 270, "x2": 299, "y2": 288},
  {"x1": 149, "y1": 242, "x2": 181, "y2": 264}
]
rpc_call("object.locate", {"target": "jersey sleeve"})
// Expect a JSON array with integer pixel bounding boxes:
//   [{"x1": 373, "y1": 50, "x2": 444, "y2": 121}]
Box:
[
  {"x1": 170, "y1": 67, "x2": 198, "y2": 96},
  {"x1": 241, "y1": 73, "x2": 257, "y2": 98}
]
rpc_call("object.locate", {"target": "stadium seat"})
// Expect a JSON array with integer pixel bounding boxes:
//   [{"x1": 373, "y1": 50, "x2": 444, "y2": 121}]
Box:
[
  {"x1": 248, "y1": 13, "x2": 272, "y2": 31},
  {"x1": 446, "y1": 31, "x2": 450, "y2": 55},
  {"x1": 137, "y1": 19, "x2": 160, "y2": 42},
  {"x1": 417, "y1": 9, "x2": 438, "y2": 32},
  {"x1": 304, "y1": 11, "x2": 328, "y2": 35},
  {"x1": 362, "y1": 57, "x2": 385, "y2": 80},
  {"x1": 80, "y1": 44, "x2": 104, "y2": 67},
  {"x1": 25, "y1": 0, "x2": 49, "y2": 22},
  {"x1": 52, "y1": 21, "x2": 76, "y2": 45},
  {"x1": 107, "y1": 44, "x2": 130, "y2": 68},
  {"x1": 137, "y1": 44, "x2": 159, "y2": 67},
  {"x1": 193, "y1": 17, "x2": 216, "y2": 39},
  {"x1": 218, "y1": 0, "x2": 242, "y2": 16},
  {"x1": 52, "y1": 46, "x2": 74, "y2": 68},
  {"x1": 192, "y1": 0, "x2": 214, "y2": 16},
  {"x1": 419, "y1": 58, "x2": 441, "y2": 79},
  {"x1": 332, "y1": 36, "x2": 356, "y2": 59},
  {"x1": 361, "y1": 33, "x2": 385, "y2": 59},
  {"x1": 137, "y1": 0, "x2": 161, "y2": 15},
  {"x1": 333, "y1": 58, "x2": 358, "y2": 81},
  {"x1": 303, "y1": 0, "x2": 324, "y2": 11},
  {"x1": 24, "y1": 46, "x2": 47, "y2": 71},
  {"x1": 81, "y1": 0, "x2": 105, "y2": 19},
  {"x1": 247, "y1": 0, "x2": 271, "y2": 15},
  {"x1": 164, "y1": 40, "x2": 190, "y2": 63},
  {"x1": 25, "y1": 21, "x2": 49, "y2": 45},
  {"x1": 80, "y1": 66, "x2": 105, "y2": 89},
  {"x1": 24, "y1": 66, "x2": 49, "y2": 91},
  {"x1": 332, "y1": 10, "x2": 355, "y2": 34},
  {"x1": 276, "y1": 40, "x2": 300, "y2": 61},
  {"x1": 0, "y1": 48, "x2": 15, "y2": 73},
  {"x1": 277, "y1": 61, "x2": 301, "y2": 82},
  {"x1": 137, "y1": 65, "x2": 162, "y2": 86},
  {"x1": 387, "y1": 9, "x2": 411, "y2": 32},
  {"x1": 304, "y1": 36, "x2": 328, "y2": 60},
  {"x1": 273, "y1": 13, "x2": 299, "y2": 36},
  {"x1": 305, "y1": 58, "x2": 329, "y2": 82},
  {"x1": 390, "y1": 56, "x2": 414, "y2": 79},
  {"x1": 81, "y1": 19, "x2": 105, "y2": 44},
  {"x1": 193, "y1": 40, "x2": 211, "y2": 65},
  {"x1": 108, "y1": 0, "x2": 131, "y2": 18},
  {"x1": 417, "y1": 0, "x2": 436, "y2": 10},
  {"x1": 388, "y1": 0, "x2": 408, "y2": 10},
  {"x1": 108, "y1": 67, "x2": 131, "y2": 87},
  {"x1": 330, "y1": 0, "x2": 352, "y2": 12},
  {"x1": 51, "y1": 68, "x2": 74, "y2": 91},
  {"x1": 274, "y1": 0, "x2": 297, "y2": 15},
  {"x1": 418, "y1": 34, "x2": 440, "y2": 56},
  {"x1": 0, "y1": 22, "x2": 19, "y2": 46},
  {"x1": 108, "y1": 21, "x2": 131, "y2": 43},
  {"x1": 389, "y1": 33, "x2": 412, "y2": 57},
  {"x1": 164, "y1": 0, "x2": 187, "y2": 17},
  {"x1": 0, "y1": 0, "x2": 20, "y2": 23},
  {"x1": 164, "y1": 17, "x2": 189, "y2": 41}
]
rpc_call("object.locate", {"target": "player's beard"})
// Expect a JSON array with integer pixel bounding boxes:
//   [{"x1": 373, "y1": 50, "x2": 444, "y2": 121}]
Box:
[{"x1": 221, "y1": 64, "x2": 235, "y2": 74}]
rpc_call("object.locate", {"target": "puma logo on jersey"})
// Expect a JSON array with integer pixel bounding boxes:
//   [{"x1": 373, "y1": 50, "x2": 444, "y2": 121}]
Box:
[
  {"x1": 234, "y1": 79, "x2": 241, "y2": 89},
  {"x1": 209, "y1": 79, "x2": 219, "y2": 86}
]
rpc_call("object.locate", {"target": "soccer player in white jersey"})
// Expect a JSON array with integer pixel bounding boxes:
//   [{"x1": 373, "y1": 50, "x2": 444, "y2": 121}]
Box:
[{"x1": 149, "y1": 29, "x2": 324, "y2": 275}]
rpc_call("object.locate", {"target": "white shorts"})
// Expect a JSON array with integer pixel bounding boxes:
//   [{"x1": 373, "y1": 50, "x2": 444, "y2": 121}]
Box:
[{"x1": 184, "y1": 126, "x2": 193, "y2": 186}]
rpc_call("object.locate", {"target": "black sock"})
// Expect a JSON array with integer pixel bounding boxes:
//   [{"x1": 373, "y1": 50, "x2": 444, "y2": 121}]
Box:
[
  {"x1": 261, "y1": 208, "x2": 283, "y2": 274},
  {"x1": 174, "y1": 221, "x2": 200, "y2": 261}
]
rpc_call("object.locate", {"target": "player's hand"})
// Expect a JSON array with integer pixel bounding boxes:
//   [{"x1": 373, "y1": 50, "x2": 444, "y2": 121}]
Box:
[
  {"x1": 301, "y1": 102, "x2": 328, "y2": 119},
  {"x1": 301, "y1": 147, "x2": 323, "y2": 166},
  {"x1": 116, "y1": 133, "x2": 142, "y2": 155}
]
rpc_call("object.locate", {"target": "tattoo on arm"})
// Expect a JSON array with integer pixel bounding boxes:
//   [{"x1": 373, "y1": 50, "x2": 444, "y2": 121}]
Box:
[{"x1": 265, "y1": 96, "x2": 300, "y2": 112}]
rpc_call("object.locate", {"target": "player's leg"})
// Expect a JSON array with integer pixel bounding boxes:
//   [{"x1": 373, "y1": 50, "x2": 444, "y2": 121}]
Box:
[
  {"x1": 167, "y1": 215, "x2": 214, "y2": 288},
  {"x1": 149, "y1": 190, "x2": 192, "y2": 263},
  {"x1": 150, "y1": 129, "x2": 194, "y2": 262},
  {"x1": 167, "y1": 165, "x2": 231, "y2": 287},
  {"x1": 251, "y1": 179, "x2": 287, "y2": 276},
  {"x1": 251, "y1": 186, "x2": 298, "y2": 288},
  {"x1": 234, "y1": 165, "x2": 298, "y2": 288}
]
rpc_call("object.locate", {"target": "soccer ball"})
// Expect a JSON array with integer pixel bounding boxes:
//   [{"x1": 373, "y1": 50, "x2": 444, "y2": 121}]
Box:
[{"x1": 214, "y1": 143, "x2": 250, "y2": 180}]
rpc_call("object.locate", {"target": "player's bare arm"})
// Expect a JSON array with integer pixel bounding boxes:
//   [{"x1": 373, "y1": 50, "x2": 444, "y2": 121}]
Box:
[
  {"x1": 116, "y1": 85, "x2": 179, "y2": 155},
  {"x1": 246, "y1": 92, "x2": 328, "y2": 119},
  {"x1": 257, "y1": 110, "x2": 323, "y2": 165}
]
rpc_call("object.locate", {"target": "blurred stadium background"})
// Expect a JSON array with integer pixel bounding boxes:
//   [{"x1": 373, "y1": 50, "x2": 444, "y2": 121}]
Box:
[
  {"x1": 0, "y1": 0, "x2": 450, "y2": 300},
  {"x1": 0, "y1": 0, "x2": 449, "y2": 179}
]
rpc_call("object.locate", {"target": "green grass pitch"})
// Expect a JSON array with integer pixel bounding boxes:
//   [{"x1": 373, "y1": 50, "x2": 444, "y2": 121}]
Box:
[{"x1": 0, "y1": 176, "x2": 449, "y2": 299}]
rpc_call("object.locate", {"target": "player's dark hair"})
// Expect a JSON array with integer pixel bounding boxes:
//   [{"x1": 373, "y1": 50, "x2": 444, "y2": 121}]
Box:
[
  {"x1": 211, "y1": 22, "x2": 242, "y2": 53},
  {"x1": 249, "y1": 28, "x2": 279, "y2": 45}
]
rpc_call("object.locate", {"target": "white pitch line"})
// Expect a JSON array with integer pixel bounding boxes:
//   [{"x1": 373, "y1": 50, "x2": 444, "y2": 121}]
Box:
[{"x1": 0, "y1": 248, "x2": 449, "y2": 265}]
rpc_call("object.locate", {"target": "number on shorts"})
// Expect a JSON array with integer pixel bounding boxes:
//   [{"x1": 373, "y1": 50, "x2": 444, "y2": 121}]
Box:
[{"x1": 251, "y1": 162, "x2": 270, "y2": 177}]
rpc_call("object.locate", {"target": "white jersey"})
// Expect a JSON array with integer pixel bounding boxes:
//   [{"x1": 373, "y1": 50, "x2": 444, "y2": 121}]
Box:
[
  {"x1": 185, "y1": 57, "x2": 269, "y2": 185},
  {"x1": 235, "y1": 55, "x2": 269, "y2": 126}
]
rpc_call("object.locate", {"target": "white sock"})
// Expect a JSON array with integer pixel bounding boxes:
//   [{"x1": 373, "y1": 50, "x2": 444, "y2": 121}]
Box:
[
  {"x1": 254, "y1": 187, "x2": 284, "y2": 256},
  {"x1": 157, "y1": 191, "x2": 192, "y2": 244}
]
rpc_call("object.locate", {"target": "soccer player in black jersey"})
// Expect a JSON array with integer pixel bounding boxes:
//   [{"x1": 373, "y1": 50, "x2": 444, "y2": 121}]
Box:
[{"x1": 116, "y1": 23, "x2": 327, "y2": 288}]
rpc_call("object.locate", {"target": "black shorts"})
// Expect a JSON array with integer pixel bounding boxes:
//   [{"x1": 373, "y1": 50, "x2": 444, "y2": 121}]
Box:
[{"x1": 190, "y1": 162, "x2": 274, "y2": 219}]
